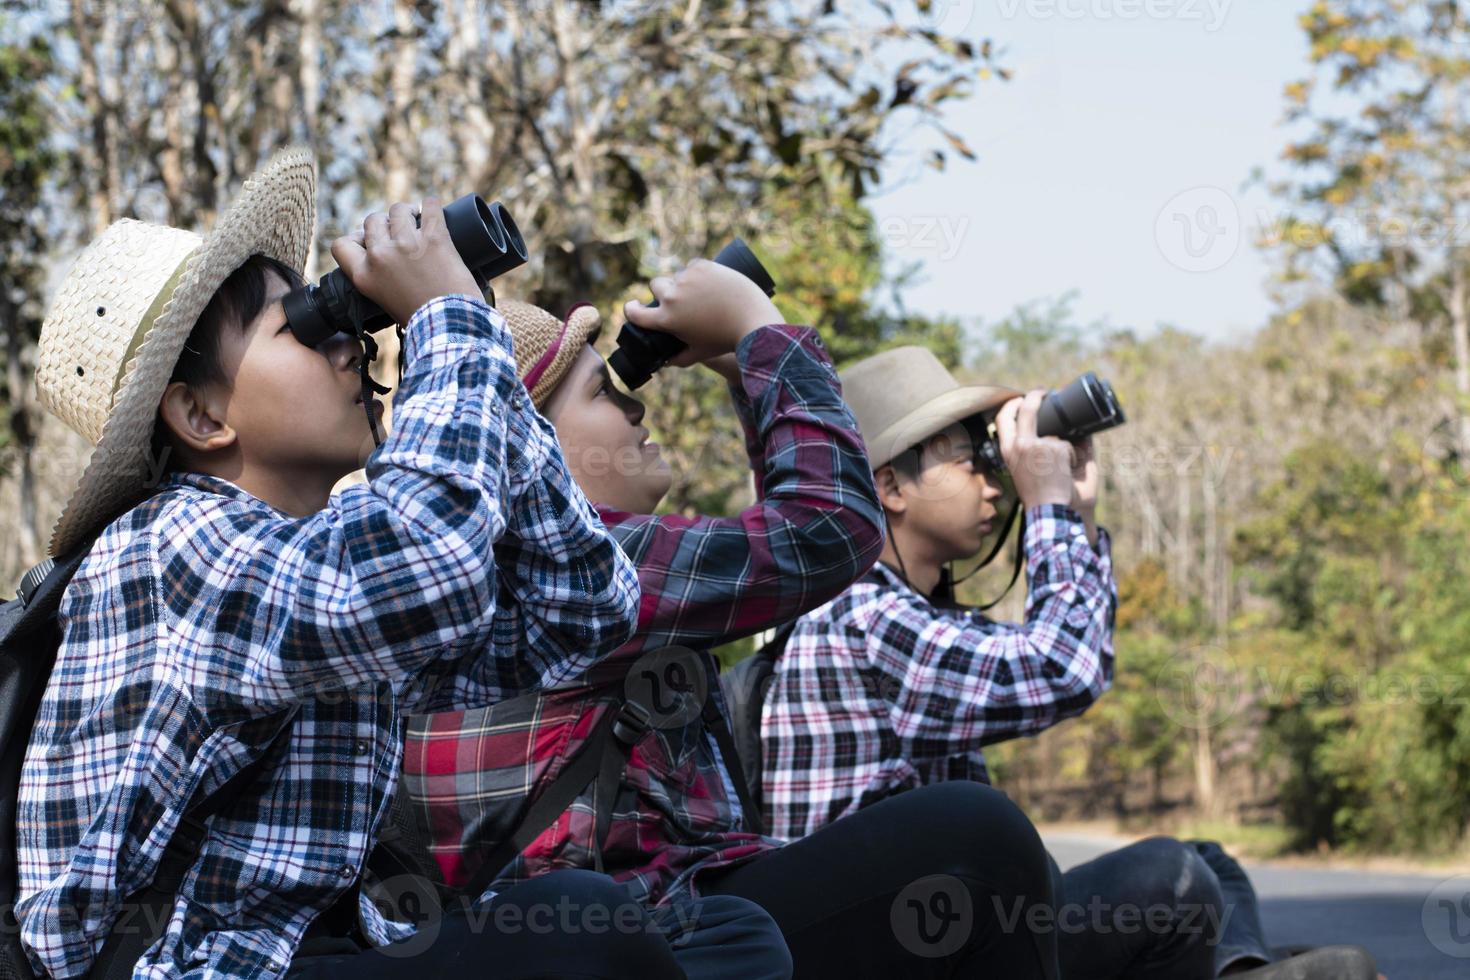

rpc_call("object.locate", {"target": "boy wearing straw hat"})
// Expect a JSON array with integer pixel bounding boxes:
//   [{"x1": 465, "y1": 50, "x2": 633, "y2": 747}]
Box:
[
  {"x1": 401, "y1": 263, "x2": 1064, "y2": 979},
  {"x1": 13, "y1": 151, "x2": 684, "y2": 979},
  {"x1": 760, "y1": 347, "x2": 1379, "y2": 980}
]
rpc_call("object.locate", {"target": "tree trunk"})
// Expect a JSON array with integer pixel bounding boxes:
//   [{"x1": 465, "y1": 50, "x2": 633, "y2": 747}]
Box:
[
  {"x1": 1, "y1": 295, "x2": 40, "y2": 566},
  {"x1": 297, "y1": 0, "x2": 323, "y2": 276},
  {"x1": 69, "y1": 0, "x2": 116, "y2": 233},
  {"x1": 1193, "y1": 720, "x2": 1218, "y2": 819},
  {"x1": 382, "y1": 0, "x2": 417, "y2": 202},
  {"x1": 1448, "y1": 261, "x2": 1470, "y2": 458}
]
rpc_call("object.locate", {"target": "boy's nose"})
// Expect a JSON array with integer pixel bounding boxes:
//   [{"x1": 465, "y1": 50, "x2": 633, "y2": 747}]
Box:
[
  {"x1": 620, "y1": 392, "x2": 646, "y2": 426},
  {"x1": 321, "y1": 332, "x2": 364, "y2": 372}
]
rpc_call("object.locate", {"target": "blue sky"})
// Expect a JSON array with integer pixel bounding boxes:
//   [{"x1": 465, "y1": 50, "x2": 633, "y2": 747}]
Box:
[{"x1": 870, "y1": 0, "x2": 1311, "y2": 341}]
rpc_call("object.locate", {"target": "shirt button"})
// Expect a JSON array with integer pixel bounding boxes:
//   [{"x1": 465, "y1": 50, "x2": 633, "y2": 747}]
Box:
[
  {"x1": 355, "y1": 739, "x2": 370, "y2": 755},
  {"x1": 269, "y1": 961, "x2": 285, "y2": 974},
  {"x1": 1053, "y1": 542, "x2": 1068, "y2": 553},
  {"x1": 339, "y1": 864, "x2": 355, "y2": 879}
]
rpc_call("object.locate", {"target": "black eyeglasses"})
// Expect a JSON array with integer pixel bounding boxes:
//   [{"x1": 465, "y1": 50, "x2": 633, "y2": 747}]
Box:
[
  {"x1": 904, "y1": 428, "x2": 1007, "y2": 476},
  {"x1": 971, "y1": 437, "x2": 1006, "y2": 475}
]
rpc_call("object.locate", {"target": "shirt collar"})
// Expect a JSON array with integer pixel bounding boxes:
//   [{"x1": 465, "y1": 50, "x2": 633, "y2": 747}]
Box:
[{"x1": 160, "y1": 471, "x2": 284, "y2": 511}]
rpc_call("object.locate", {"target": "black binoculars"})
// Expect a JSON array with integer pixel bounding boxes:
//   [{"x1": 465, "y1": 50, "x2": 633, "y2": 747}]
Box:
[
  {"x1": 1037, "y1": 372, "x2": 1126, "y2": 441},
  {"x1": 608, "y1": 239, "x2": 776, "y2": 389},
  {"x1": 972, "y1": 372, "x2": 1127, "y2": 473},
  {"x1": 283, "y1": 193, "x2": 527, "y2": 346}
]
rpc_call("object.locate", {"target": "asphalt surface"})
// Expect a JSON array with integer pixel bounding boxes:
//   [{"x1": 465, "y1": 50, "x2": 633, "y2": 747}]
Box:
[{"x1": 1044, "y1": 832, "x2": 1470, "y2": 980}]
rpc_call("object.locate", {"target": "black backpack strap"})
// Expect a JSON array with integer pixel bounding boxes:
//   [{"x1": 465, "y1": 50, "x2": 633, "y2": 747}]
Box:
[
  {"x1": 458, "y1": 697, "x2": 648, "y2": 901},
  {"x1": 86, "y1": 720, "x2": 292, "y2": 980},
  {"x1": 14, "y1": 549, "x2": 88, "y2": 622},
  {"x1": 702, "y1": 695, "x2": 766, "y2": 836},
  {"x1": 0, "y1": 545, "x2": 100, "y2": 980},
  {"x1": 453, "y1": 643, "x2": 771, "y2": 901}
]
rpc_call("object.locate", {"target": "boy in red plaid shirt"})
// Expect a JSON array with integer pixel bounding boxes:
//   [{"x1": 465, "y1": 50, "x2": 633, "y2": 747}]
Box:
[{"x1": 403, "y1": 261, "x2": 1063, "y2": 978}]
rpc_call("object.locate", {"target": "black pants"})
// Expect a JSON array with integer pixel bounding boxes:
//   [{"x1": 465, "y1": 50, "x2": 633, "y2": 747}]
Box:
[
  {"x1": 702, "y1": 781, "x2": 1059, "y2": 979},
  {"x1": 287, "y1": 870, "x2": 685, "y2": 979},
  {"x1": 1052, "y1": 838, "x2": 1225, "y2": 980},
  {"x1": 1054, "y1": 838, "x2": 1271, "y2": 979}
]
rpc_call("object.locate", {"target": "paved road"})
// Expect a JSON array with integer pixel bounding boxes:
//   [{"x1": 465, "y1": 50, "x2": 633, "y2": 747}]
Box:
[{"x1": 1044, "y1": 832, "x2": 1470, "y2": 979}]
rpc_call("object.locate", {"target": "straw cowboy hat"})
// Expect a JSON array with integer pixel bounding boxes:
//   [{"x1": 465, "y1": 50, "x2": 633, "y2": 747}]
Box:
[
  {"x1": 839, "y1": 346, "x2": 1021, "y2": 469},
  {"x1": 35, "y1": 147, "x2": 316, "y2": 556},
  {"x1": 498, "y1": 299, "x2": 604, "y2": 408}
]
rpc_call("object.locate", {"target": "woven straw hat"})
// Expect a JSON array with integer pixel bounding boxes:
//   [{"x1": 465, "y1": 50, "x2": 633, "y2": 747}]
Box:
[
  {"x1": 499, "y1": 299, "x2": 603, "y2": 408},
  {"x1": 839, "y1": 346, "x2": 1021, "y2": 469},
  {"x1": 36, "y1": 147, "x2": 316, "y2": 556}
]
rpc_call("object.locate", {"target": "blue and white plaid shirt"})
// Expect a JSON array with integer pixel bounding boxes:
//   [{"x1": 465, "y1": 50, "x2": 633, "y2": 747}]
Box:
[
  {"x1": 16, "y1": 295, "x2": 640, "y2": 979},
  {"x1": 762, "y1": 505, "x2": 1116, "y2": 840}
]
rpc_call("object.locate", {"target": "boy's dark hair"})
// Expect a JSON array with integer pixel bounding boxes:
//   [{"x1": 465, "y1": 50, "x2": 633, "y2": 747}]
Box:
[
  {"x1": 150, "y1": 254, "x2": 306, "y2": 466},
  {"x1": 173, "y1": 253, "x2": 305, "y2": 389}
]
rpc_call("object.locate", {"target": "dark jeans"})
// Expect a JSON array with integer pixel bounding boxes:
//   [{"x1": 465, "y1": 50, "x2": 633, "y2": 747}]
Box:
[
  {"x1": 287, "y1": 869, "x2": 689, "y2": 979},
  {"x1": 653, "y1": 895, "x2": 793, "y2": 979},
  {"x1": 1052, "y1": 838, "x2": 1272, "y2": 980},
  {"x1": 703, "y1": 781, "x2": 1060, "y2": 979}
]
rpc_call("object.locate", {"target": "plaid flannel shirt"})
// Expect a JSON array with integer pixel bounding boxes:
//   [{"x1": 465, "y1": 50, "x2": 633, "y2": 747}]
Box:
[
  {"x1": 761, "y1": 507, "x2": 1117, "y2": 840},
  {"x1": 403, "y1": 324, "x2": 884, "y2": 908},
  {"x1": 16, "y1": 296, "x2": 639, "y2": 979}
]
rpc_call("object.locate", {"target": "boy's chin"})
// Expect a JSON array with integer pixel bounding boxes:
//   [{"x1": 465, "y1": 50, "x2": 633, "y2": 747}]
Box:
[{"x1": 635, "y1": 470, "x2": 674, "y2": 512}]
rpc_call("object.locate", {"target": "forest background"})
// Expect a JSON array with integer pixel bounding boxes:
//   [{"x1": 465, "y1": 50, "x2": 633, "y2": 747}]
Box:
[{"x1": 1, "y1": 0, "x2": 1468, "y2": 860}]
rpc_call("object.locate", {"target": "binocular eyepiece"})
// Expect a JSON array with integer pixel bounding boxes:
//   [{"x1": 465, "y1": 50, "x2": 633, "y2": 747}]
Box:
[
  {"x1": 283, "y1": 193, "x2": 527, "y2": 346},
  {"x1": 608, "y1": 239, "x2": 777, "y2": 389}
]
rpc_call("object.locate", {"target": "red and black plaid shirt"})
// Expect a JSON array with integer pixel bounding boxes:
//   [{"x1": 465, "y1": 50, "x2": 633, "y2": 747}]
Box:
[{"x1": 403, "y1": 324, "x2": 883, "y2": 907}]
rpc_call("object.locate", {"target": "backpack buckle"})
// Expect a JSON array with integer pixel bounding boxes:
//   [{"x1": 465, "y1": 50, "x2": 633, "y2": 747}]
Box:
[
  {"x1": 16, "y1": 558, "x2": 55, "y2": 607},
  {"x1": 611, "y1": 700, "x2": 652, "y2": 746}
]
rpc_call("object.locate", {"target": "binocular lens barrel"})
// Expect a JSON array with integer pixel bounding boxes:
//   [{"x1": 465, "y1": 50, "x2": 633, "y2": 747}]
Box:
[
  {"x1": 1036, "y1": 372, "x2": 1127, "y2": 441},
  {"x1": 608, "y1": 238, "x2": 776, "y2": 389},
  {"x1": 283, "y1": 193, "x2": 526, "y2": 347}
]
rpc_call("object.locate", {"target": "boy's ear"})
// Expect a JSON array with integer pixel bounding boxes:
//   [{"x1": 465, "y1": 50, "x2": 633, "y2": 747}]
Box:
[
  {"x1": 874, "y1": 464, "x2": 907, "y2": 516},
  {"x1": 158, "y1": 381, "x2": 238, "y2": 456}
]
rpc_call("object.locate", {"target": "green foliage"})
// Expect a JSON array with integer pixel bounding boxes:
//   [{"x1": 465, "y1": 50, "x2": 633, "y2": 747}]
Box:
[
  {"x1": 0, "y1": 27, "x2": 55, "y2": 466},
  {"x1": 1234, "y1": 438, "x2": 1470, "y2": 853},
  {"x1": 641, "y1": 181, "x2": 966, "y2": 516}
]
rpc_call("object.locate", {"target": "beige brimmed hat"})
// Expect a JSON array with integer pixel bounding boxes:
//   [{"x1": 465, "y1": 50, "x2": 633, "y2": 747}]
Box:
[
  {"x1": 36, "y1": 147, "x2": 316, "y2": 556},
  {"x1": 840, "y1": 346, "x2": 1021, "y2": 469},
  {"x1": 499, "y1": 299, "x2": 603, "y2": 408}
]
